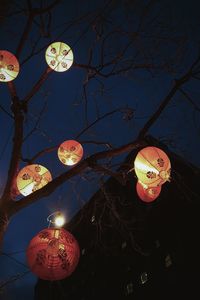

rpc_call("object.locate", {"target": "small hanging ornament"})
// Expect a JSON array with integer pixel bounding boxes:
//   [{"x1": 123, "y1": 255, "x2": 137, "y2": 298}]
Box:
[
  {"x1": 0, "y1": 50, "x2": 19, "y2": 82},
  {"x1": 45, "y1": 42, "x2": 74, "y2": 72},
  {"x1": 16, "y1": 164, "x2": 52, "y2": 196},
  {"x1": 26, "y1": 228, "x2": 80, "y2": 281},
  {"x1": 134, "y1": 146, "x2": 171, "y2": 187},
  {"x1": 136, "y1": 181, "x2": 161, "y2": 203},
  {"x1": 57, "y1": 140, "x2": 83, "y2": 166}
]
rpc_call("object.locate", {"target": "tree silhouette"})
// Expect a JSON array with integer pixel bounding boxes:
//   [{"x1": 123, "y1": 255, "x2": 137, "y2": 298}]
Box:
[{"x1": 0, "y1": 0, "x2": 200, "y2": 259}]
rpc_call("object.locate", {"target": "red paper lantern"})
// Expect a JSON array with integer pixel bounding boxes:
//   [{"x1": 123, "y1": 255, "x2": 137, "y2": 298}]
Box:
[
  {"x1": 136, "y1": 181, "x2": 161, "y2": 203},
  {"x1": 0, "y1": 50, "x2": 19, "y2": 82},
  {"x1": 26, "y1": 228, "x2": 80, "y2": 281},
  {"x1": 134, "y1": 146, "x2": 171, "y2": 187},
  {"x1": 57, "y1": 140, "x2": 83, "y2": 166}
]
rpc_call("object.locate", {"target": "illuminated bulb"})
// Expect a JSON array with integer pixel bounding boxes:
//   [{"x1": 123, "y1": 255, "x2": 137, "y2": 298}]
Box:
[{"x1": 54, "y1": 213, "x2": 65, "y2": 227}]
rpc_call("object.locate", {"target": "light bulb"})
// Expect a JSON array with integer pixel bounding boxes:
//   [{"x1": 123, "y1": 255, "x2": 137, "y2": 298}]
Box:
[{"x1": 54, "y1": 213, "x2": 65, "y2": 227}]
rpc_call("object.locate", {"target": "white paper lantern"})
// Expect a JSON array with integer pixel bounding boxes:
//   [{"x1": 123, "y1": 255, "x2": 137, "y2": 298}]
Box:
[
  {"x1": 17, "y1": 164, "x2": 52, "y2": 196},
  {"x1": 45, "y1": 42, "x2": 74, "y2": 72}
]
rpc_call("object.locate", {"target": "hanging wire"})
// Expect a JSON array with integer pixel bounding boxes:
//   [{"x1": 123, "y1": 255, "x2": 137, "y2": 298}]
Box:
[
  {"x1": 0, "y1": 104, "x2": 13, "y2": 119},
  {"x1": 1, "y1": 251, "x2": 29, "y2": 269},
  {"x1": 1, "y1": 249, "x2": 26, "y2": 256},
  {"x1": 0, "y1": 270, "x2": 30, "y2": 290}
]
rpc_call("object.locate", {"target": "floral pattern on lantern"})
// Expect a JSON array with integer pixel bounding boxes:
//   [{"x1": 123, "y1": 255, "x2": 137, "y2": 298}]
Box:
[
  {"x1": 0, "y1": 50, "x2": 19, "y2": 82},
  {"x1": 57, "y1": 140, "x2": 83, "y2": 166},
  {"x1": 45, "y1": 42, "x2": 74, "y2": 72},
  {"x1": 16, "y1": 164, "x2": 52, "y2": 196},
  {"x1": 134, "y1": 146, "x2": 171, "y2": 187},
  {"x1": 136, "y1": 181, "x2": 161, "y2": 203},
  {"x1": 26, "y1": 228, "x2": 80, "y2": 281}
]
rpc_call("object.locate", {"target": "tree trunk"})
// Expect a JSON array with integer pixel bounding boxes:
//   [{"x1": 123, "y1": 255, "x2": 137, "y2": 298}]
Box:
[{"x1": 0, "y1": 209, "x2": 9, "y2": 249}]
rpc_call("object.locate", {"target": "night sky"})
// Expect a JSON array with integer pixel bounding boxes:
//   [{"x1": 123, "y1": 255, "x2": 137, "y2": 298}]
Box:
[{"x1": 0, "y1": 0, "x2": 200, "y2": 299}]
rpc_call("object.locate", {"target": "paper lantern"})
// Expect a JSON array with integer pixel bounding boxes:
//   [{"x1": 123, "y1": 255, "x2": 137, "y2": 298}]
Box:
[
  {"x1": 26, "y1": 228, "x2": 80, "y2": 281},
  {"x1": 0, "y1": 50, "x2": 19, "y2": 82},
  {"x1": 57, "y1": 140, "x2": 83, "y2": 166},
  {"x1": 134, "y1": 146, "x2": 171, "y2": 187},
  {"x1": 136, "y1": 181, "x2": 161, "y2": 203},
  {"x1": 45, "y1": 42, "x2": 74, "y2": 72},
  {"x1": 16, "y1": 164, "x2": 52, "y2": 196}
]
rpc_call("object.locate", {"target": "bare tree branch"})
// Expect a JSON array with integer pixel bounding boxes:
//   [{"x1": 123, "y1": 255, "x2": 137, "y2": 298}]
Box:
[
  {"x1": 16, "y1": 13, "x2": 34, "y2": 59},
  {"x1": 138, "y1": 55, "x2": 200, "y2": 139},
  {"x1": 179, "y1": 88, "x2": 200, "y2": 112},
  {"x1": 76, "y1": 107, "x2": 131, "y2": 139},
  {"x1": 8, "y1": 139, "x2": 146, "y2": 216},
  {"x1": 22, "y1": 67, "x2": 52, "y2": 103}
]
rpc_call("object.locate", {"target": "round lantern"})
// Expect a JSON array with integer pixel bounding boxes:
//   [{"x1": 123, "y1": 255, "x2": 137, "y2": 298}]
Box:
[
  {"x1": 136, "y1": 181, "x2": 161, "y2": 203},
  {"x1": 57, "y1": 140, "x2": 83, "y2": 166},
  {"x1": 0, "y1": 50, "x2": 19, "y2": 82},
  {"x1": 45, "y1": 42, "x2": 74, "y2": 72},
  {"x1": 134, "y1": 146, "x2": 171, "y2": 187},
  {"x1": 16, "y1": 164, "x2": 52, "y2": 196},
  {"x1": 26, "y1": 228, "x2": 80, "y2": 281}
]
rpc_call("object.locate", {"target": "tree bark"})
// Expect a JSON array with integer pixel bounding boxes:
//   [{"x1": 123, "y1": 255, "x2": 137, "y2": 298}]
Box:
[{"x1": 0, "y1": 209, "x2": 9, "y2": 249}]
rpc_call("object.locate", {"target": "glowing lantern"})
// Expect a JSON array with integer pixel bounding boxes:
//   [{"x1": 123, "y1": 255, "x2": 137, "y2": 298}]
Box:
[
  {"x1": 26, "y1": 228, "x2": 80, "y2": 281},
  {"x1": 134, "y1": 146, "x2": 171, "y2": 187},
  {"x1": 57, "y1": 140, "x2": 83, "y2": 166},
  {"x1": 0, "y1": 50, "x2": 19, "y2": 82},
  {"x1": 16, "y1": 164, "x2": 52, "y2": 196},
  {"x1": 45, "y1": 42, "x2": 74, "y2": 72},
  {"x1": 136, "y1": 181, "x2": 161, "y2": 203}
]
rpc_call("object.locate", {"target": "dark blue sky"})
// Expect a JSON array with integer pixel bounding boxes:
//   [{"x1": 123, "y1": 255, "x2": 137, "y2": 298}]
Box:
[{"x1": 0, "y1": 0, "x2": 200, "y2": 298}]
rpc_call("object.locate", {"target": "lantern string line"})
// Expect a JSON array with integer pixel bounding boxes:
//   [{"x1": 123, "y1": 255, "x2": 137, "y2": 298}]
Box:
[
  {"x1": 0, "y1": 104, "x2": 13, "y2": 119},
  {"x1": 0, "y1": 270, "x2": 30, "y2": 289},
  {"x1": 1, "y1": 251, "x2": 29, "y2": 269},
  {"x1": 1, "y1": 249, "x2": 26, "y2": 255}
]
